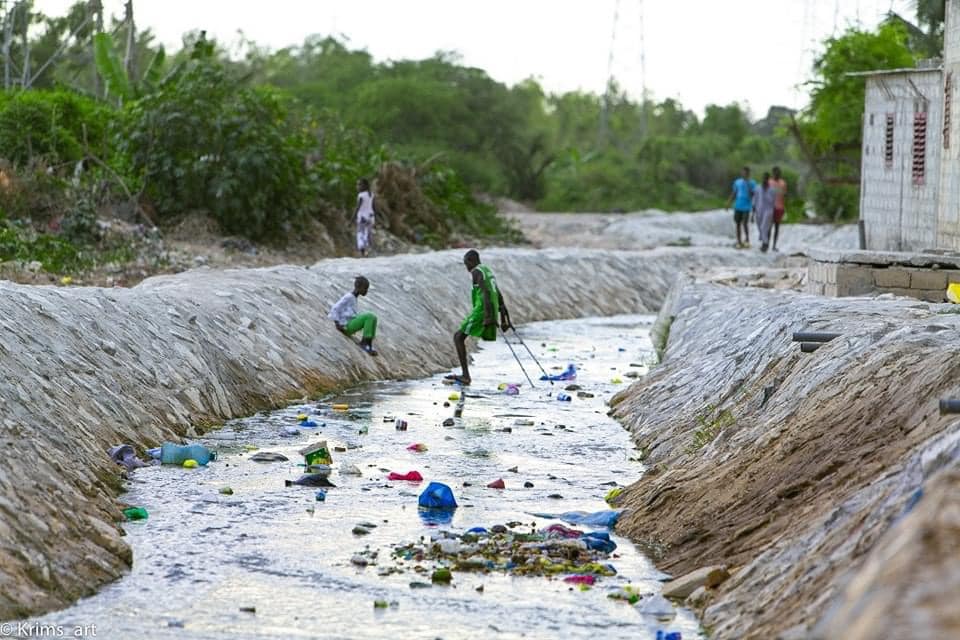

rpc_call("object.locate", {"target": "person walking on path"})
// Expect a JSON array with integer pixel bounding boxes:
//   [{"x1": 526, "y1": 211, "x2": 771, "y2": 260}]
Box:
[
  {"x1": 446, "y1": 250, "x2": 511, "y2": 386},
  {"x1": 726, "y1": 166, "x2": 756, "y2": 249},
  {"x1": 354, "y1": 178, "x2": 377, "y2": 257},
  {"x1": 328, "y1": 275, "x2": 379, "y2": 355},
  {"x1": 770, "y1": 166, "x2": 787, "y2": 251},
  {"x1": 753, "y1": 172, "x2": 776, "y2": 253}
]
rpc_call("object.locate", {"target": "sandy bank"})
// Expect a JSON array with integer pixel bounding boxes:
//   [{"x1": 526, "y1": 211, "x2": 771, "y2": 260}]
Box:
[
  {"x1": 611, "y1": 279, "x2": 960, "y2": 639},
  {"x1": 0, "y1": 246, "x2": 766, "y2": 620}
]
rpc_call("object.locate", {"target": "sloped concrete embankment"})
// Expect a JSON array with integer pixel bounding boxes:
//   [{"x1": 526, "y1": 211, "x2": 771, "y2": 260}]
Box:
[
  {"x1": 610, "y1": 280, "x2": 960, "y2": 639},
  {"x1": 0, "y1": 246, "x2": 766, "y2": 620}
]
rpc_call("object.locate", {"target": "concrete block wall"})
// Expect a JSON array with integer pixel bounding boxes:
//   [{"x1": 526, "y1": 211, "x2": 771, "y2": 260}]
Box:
[
  {"x1": 862, "y1": 71, "x2": 942, "y2": 252},
  {"x1": 806, "y1": 259, "x2": 958, "y2": 302}
]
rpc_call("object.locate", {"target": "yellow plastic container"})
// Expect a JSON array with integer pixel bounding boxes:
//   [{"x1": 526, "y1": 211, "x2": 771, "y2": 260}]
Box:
[
  {"x1": 332, "y1": 404, "x2": 349, "y2": 411},
  {"x1": 448, "y1": 393, "x2": 460, "y2": 401},
  {"x1": 947, "y1": 282, "x2": 960, "y2": 303},
  {"x1": 297, "y1": 413, "x2": 308, "y2": 422},
  {"x1": 183, "y1": 459, "x2": 198, "y2": 469}
]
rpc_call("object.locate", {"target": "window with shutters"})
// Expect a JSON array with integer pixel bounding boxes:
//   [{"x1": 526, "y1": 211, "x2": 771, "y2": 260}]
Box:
[
  {"x1": 884, "y1": 113, "x2": 894, "y2": 168},
  {"x1": 913, "y1": 111, "x2": 927, "y2": 185},
  {"x1": 945, "y1": 73, "x2": 953, "y2": 150}
]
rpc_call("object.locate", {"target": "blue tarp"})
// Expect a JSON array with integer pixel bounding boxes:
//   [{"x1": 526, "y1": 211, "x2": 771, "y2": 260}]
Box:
[{"x1": 529, "y1": 510, "x2": 621, "y2": 528}]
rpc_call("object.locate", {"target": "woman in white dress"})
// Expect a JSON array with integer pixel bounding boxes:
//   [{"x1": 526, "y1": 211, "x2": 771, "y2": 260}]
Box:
[{"x1": 354, "y1": 178, "x2": 376, "y2": 256}]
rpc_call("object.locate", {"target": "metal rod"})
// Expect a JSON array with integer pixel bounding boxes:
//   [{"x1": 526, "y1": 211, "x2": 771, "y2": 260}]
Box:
[
  {"x1": 502, "y1": 334, "x2": 536, "y2": 389},
  {"x1": 510, "y1": 326, "x2": 554, "y2": 385},
  {"x1": 939, "y1": 399, "x2": 960, "y2": 415},
  {"x1": 800, "y1": 342, "x2": 823, "y2": 353},
  {"x1": 793, "y1": 332, "x2": 841, "y2": 343}
]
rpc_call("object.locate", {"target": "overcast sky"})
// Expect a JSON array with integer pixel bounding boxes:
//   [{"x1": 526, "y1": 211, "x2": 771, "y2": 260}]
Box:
[{"x1": 34, "y1": 0, "x2": 915, "y2": 117}]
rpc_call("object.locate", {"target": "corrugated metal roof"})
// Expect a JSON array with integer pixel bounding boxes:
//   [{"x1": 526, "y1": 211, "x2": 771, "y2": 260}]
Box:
[{"x1": 846, "y1": 67, "x2": 942, "y2": 78}]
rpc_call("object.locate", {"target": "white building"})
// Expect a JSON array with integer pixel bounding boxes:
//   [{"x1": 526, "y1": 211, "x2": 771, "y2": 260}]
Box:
[
  {"x1": 856, "y1": 0, "x2": 960, "y2": 254},
  {"x1": 857, "y1": 66, "x2": 941, "y2": 251}
]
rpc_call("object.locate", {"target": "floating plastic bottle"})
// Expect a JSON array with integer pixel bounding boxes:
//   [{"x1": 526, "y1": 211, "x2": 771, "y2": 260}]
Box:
[
  {"x1": 160, "y1": 443, "x2": 215, "y2": 466},
  {"x1": 556, "y1": 393, "x2": 572, "y2": 402}
]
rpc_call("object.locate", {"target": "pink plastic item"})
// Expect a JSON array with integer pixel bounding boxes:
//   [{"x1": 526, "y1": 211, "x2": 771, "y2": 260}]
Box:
[
  {"x1": 487, "y1": 478, "x2": 506, "y2": 489},
  {"x1": 563, "y1": 575, "x2": 596, "y2": 585},
  {"x1": 407, "y1": 443, "x2": 428, "y2": 452},
  {"x1": 388, "y1": 470, "x2": 424, "y2": 481},
  {"x1": 544, "y1": 523, "x2": 584, "y2": 539}
]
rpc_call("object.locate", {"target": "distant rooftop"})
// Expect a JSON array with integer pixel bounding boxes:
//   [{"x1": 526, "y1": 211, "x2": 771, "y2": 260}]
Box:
[{"x1": 846, "y1": 59, "x2": 943, "y2": 78}]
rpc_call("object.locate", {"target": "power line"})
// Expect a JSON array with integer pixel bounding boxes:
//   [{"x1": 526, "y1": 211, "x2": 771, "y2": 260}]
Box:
[{"x1": 599, "y1": 0, "x2": 621, "y2": 145}]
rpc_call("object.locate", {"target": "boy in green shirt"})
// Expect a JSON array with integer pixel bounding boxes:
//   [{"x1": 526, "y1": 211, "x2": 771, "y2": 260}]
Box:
[{"x1": 446, "y1": 250, "x2": 511, "y2": 385}]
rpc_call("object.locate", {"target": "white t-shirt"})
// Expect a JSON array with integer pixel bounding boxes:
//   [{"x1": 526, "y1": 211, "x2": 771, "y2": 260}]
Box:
[
  {"x1": 328, "y1": 292, "x2": 357, "y2": 326},
  {"x1": 356, "y1": 191, "x2": 375, "y2": 225}
]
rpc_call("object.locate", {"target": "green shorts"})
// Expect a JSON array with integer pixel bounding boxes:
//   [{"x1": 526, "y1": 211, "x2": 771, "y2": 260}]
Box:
[{"x1": 460, "y1": 309, "x2": 497, "y2": 341}]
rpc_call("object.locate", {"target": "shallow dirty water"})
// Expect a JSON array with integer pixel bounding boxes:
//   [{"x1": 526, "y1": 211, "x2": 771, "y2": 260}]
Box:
[{"x1": 41, "y1": 315, "x2": 702, "y2": 640}]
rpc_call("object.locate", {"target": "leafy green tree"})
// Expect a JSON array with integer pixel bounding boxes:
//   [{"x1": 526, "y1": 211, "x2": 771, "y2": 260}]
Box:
[
  {"x1": 119, "y1": 53, "x2": 313, "y2": 239},
  {"x1": 795, "y1": 22, "x2": 915, "y2": 220}
]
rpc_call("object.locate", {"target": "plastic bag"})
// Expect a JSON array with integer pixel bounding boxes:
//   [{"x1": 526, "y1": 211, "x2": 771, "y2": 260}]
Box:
[
  {"x1": 418, "y1": 481, "x2": 458, "y2": 510},
  {"x1": 581, "y1": 531, "x2": 617, "y2": 553},
  {"x1": 540, "y1": 363, "x2": 577, "y2": 382},
  {"x1": 388, "y1": 470, "x2": 423, "y2": 482}
]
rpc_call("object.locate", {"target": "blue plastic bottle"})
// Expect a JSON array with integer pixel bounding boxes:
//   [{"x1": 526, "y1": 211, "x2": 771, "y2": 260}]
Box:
[
  {"x1": 160, "y1": 442, "x2": 215, "y2": 466},
  {"x1": 557, "y1": 393, "x2": 572, "y2": 402}
]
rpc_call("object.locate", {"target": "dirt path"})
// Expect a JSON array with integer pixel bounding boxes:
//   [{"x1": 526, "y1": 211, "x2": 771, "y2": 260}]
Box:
[{"x1": 508, "y1": 210, "x2": 857, "y2": 253}]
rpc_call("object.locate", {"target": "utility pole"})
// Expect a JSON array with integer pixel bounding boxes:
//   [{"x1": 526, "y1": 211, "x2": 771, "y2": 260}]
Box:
[
  {"x1": 2, "y1": 1, "x2": 14, "y2": 90},
  {"x1": 123, "y1": 0, "x2": 135, "y2": 83},
  {"x1": 20, "y1": 0, "x2": 29, "y2": 88},
  {"x1": 89, "y1": 0, "x2": 103, "y2": 98}
]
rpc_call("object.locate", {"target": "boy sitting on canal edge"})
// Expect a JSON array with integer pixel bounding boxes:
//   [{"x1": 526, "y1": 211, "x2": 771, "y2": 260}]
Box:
[{"x1": 328, "y1": 275, "x2": 378, "y2": 355}]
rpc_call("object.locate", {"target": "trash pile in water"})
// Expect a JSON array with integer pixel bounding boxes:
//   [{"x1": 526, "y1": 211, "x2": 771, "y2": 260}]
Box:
[
  {"x1": 94, "y1": 319, "x2": 699, "y2": 639},
  {"x1": 387, "y1": 520, "x2": 618, "y2": 581}
]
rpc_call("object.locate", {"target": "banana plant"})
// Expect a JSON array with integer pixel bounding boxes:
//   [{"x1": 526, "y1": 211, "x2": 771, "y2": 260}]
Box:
[{"x1": 93, "y1": 32, "x2": 165, "y2": 104}]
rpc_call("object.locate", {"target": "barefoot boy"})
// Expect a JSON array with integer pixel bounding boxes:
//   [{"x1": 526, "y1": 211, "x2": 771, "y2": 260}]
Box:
[{"x1": 446, "y1": 250, "x2": 511, "y2": 385}]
